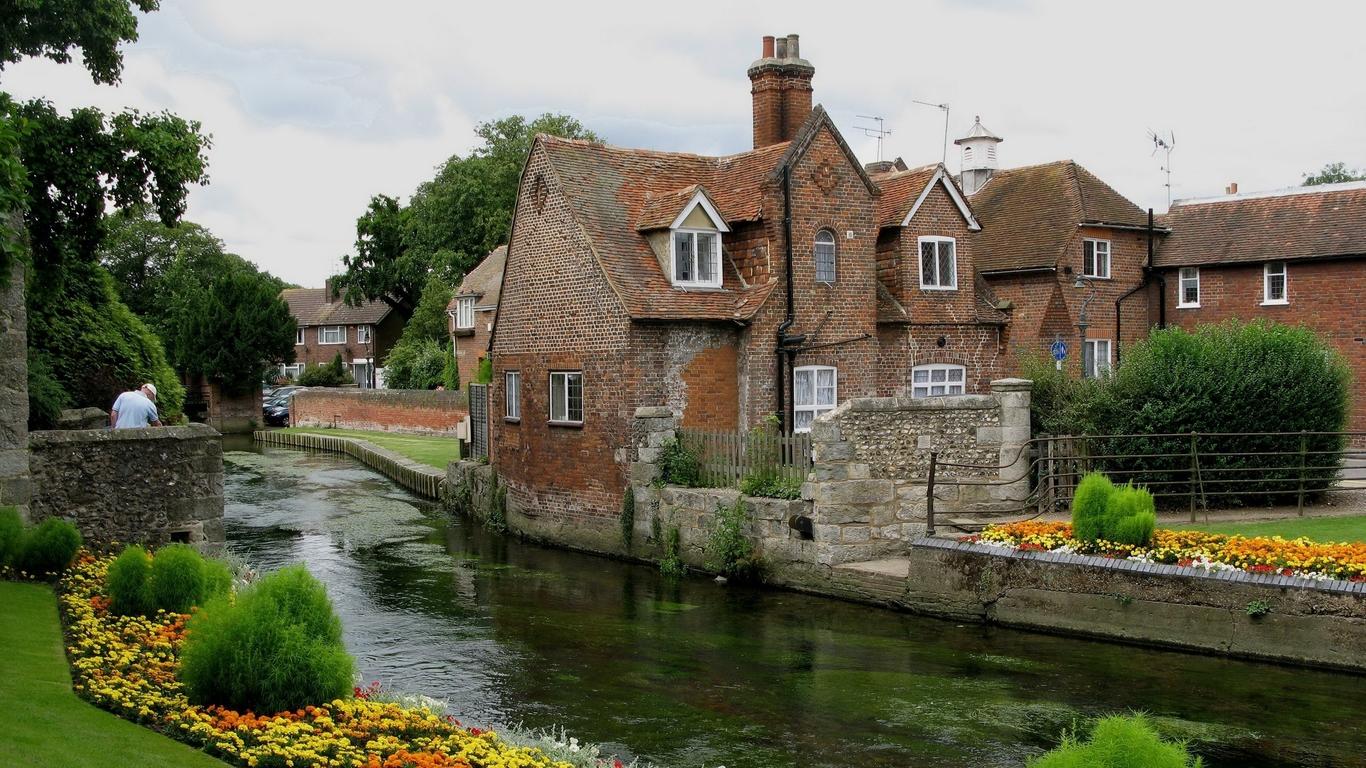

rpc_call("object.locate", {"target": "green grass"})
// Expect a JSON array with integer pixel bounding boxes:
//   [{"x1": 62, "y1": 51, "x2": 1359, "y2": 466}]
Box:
[
  {"x1": 0, "y1": 581, "x2": 227, "y2": 767},
  {"x1": 279, "y1": 427, "x2": 461, "y2": 469},
  {"x1": 1173, "y1": 514, "x2": 1366, "y2": 543}
]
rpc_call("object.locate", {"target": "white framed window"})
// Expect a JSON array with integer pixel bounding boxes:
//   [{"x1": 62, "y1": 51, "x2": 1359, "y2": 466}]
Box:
[
  {"x1": 295, "y1": 327, "x2": 304, "y2": 345},
  {"x1": 814, "y1": 229, "x2": 836, "y2": 283},
  {"x1": 318, "y1": 325, "x2": 346, "y2": 344},
  {"x1": 918, "y1": 236, "x2": 957, "y2": 290},
  {"x1": 1083, "y1": 339, "x2": 1111, "y2": 379},
  {"x1": 671, "y1": 229, "x2": 721, "y2": 288},
  {"x1": 357, "y1": 325, "x2": 372, "y2": 344},
  {"x1": 455, "y1": 297, "x2": 475, "y2": 329},
  {"x1": 549, "y1": 371, "x2": 583, "y2": 424},
  {"x1": 1263, "y1": 262, "x2": 1287, "y2": 305},
  {"x1": 911, "y1": 364, "x2": 966, "y2": 398},
  {"x1": 1083, "y1": 239, "x2": 1111, "y2": 279},
  {"x1": 1178, "y1": 267, "x2": 1200, "y2": 308},
  {"x1": 279, "y1": 363, "x2": 304, "y2": 380},
  {"x1": 505, "y1": 371, "x2": 521, "y2": 420},
  {"x1": 792, "y1": 365, "x2": 837, "y2": 433}
]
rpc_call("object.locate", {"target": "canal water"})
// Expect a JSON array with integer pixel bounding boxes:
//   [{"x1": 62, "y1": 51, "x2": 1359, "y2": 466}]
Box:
[{"x1": 223, "y1": 444, "x2": 1366, "y2": 768}]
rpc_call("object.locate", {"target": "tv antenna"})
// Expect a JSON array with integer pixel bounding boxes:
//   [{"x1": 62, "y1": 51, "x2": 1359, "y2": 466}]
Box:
[
  {"x1": 910, "y1": 99, "x2": 950, "y2": 166},
  {"x1": 855, "y1": 115, "x2": 893, "y2": 162},
  {"x1": 1149, "y1": 129, "x2": 1175, "y2": 207}
]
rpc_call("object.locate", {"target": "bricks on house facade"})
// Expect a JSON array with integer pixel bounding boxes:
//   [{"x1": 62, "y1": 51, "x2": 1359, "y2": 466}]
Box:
[
  {"x1": 448, "y1": 246, "x2": 505, "y2": 389},
  {"x1": 279, "y1": 285, "x2": 403, "y2": 387}
]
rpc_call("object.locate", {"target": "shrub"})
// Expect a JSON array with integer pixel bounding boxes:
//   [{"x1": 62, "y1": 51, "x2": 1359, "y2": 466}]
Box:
[
  {"x1": 107, "y1": 545, "x2": 154, "y2": 615},
  {"x1": 150, "y1": 544, "x2": 210, "y2": 614},
  {"x1": 382, "y1": 338, "x2": 447, "y2": 390},
  {"x1": 298, "y1": 353, "x2": 352, "y2": 387},
  {"x1": 706, "y1": 498, "x2": 760, "y2": 580},
  {"x1": 1030, "y1": 713, "x2": 1203, "y2": 768},
  {"x1": 740, "y1": 473, "x2": 802, "y2": 500},
  {"x1": 0, "y1": 506, "x2": 23, "y2": 568},
  {"x1": 1071, "y1": 473, "x2": 1114, "y2": 543},
  {"x1": 1107, "y1": 484, "x2": 1157, "y2": 547},
  {"x1": 475, "y1": 357, "x2": 492, "y2": 384},
  {"x1": 658, "y1": 438, "x2": 700, "y2": 487},
  {"x1": 15, "y1": 517, "x2": 82, "y2": 575},
  {"x1": 180, "y1": 565, "x2": 354, "y2": 714},
  {"x1": 203, "y1": 557, "x2": 234, "y2": 599}
]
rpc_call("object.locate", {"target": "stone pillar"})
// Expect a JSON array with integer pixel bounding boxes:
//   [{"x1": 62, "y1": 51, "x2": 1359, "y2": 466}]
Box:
[
  {"x1": 631, "y1": 406, "x2": 677, "y2": 475},
  {"x1": 803, "y1": 408, "x2": 901, "y2": 565},
  {"x1": 0, "y1": 261, "x2": 29, "y2": 518},
  {"x1": 990, "y1": 378, "x2": 1033, "y2": 504}
]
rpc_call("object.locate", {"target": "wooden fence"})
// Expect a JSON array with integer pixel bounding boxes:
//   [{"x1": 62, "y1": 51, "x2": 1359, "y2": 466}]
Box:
[{"x1": 677, "y1": 428, "x2": 812, "y2": 488}]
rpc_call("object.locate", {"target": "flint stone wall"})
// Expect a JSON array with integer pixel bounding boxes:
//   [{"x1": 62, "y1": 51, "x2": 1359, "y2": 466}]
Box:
[
  {"x1": 0, "y1": 260, "x2": 29, "y2": 517},
  {"x1": 28, "y1": 424, "x2": 224, "y2": 547}
]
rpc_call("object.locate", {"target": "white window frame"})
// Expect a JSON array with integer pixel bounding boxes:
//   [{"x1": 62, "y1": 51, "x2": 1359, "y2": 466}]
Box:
[
  {"x1": 792, "y1": 365, "x2": 837, "y2": 433},
  {"x1": 1083, "y1": 238, "x2": 1111, "y2": 279},
  {"x1": 670, "y1": 229, "x2": 722, "y2": 289},
  {"x1": 549, "y1": 371, "x2": 583, "y2": 425},
  {"x1": 910, "y1": 363, "x2": 967, "y2": 398},
  {"x1": 318, "y1": 325, "x2": 346, "y2": 345},
  {"x1": 295, "y1": 327, "x2": 304, "y2": 345},
  {"x1": 917, "y1": 236, "x2": 958, "y2": 290},
  {"x1": 357, "y1": 325, "x2": 372, "y2": 344},
  {"x1": 1083, "y1": 339, "x2": 1112, "y2": 379},
  {"x1": 504, "y1": 371, "x2": 521, "y2": 421},
  {"x1": 280, "y1": 363, "x2": 304, "y2": 380},
  {"x1": 1262, "y1": 262, "x2": 1288, "y2": 305},
  {"x1": 351, "y1": 358, "x2": 374, "y2": 389},
  {"x1": 814, "y1": 229, "x2": 837, "y2": 283},
  {"x1": 455, "y1": 297, "x2": 475, "y2": 329},
  {"x1": 1178, "y1": 267, "x2": 1200, "y2": 308}
]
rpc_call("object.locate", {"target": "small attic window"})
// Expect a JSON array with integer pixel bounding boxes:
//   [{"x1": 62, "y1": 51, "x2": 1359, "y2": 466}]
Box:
[{"x1": 668, "y1": 190, "x2": 728, "y2": 289}]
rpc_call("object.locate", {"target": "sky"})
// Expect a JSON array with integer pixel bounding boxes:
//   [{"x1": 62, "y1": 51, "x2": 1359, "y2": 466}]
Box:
[{"x1": 5, "y1": 0, "x2": 1364, "y2": 286}]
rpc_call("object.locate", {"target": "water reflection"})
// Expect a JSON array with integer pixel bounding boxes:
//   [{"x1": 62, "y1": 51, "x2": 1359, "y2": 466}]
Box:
[{"x1": 224, "y1": 446, "x2": 1366, "y2": 768}]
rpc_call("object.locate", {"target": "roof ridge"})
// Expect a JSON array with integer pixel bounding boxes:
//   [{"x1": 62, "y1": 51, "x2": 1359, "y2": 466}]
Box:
[
  {"x1": 993, "y1": 158, "x2": 1075, "y2": 176},
  {"x1": 540, "y1": 133, "x2": 791, "y2": 165},
  {"x1": 1173, "y1": 179, "x2": 1366, "y2": 207}
]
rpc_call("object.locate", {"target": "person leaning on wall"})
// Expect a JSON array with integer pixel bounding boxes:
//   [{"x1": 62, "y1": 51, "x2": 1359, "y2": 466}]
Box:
[{"x1": 110, "y1": 382, "x2": 163, "y2": 429}]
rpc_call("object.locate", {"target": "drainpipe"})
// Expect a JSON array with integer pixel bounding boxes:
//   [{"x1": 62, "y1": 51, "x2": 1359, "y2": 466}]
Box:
[
  {"x1": 1113, "y1": 209, "x2": 1158, "y2": 367},
  {"x1": 775, "y1": 165, "x2": 806, "y2": 434}
]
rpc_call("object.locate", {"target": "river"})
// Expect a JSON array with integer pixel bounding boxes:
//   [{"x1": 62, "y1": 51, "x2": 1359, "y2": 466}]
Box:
[{"x1": 223, "y1": 443, "x2": 1366, "y2": 768}]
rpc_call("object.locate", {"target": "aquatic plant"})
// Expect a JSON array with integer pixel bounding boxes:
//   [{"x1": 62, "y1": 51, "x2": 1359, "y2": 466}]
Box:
[
  {"x1": 705, "y1": 497, "x2": 760, "y2": 580},
  {"x1": 620, "y1": 490, "x2": 635, "y2": 551},
  {"x1": 1030, "y1": 713, "x2": 1203, "y2": 767},
  {"x1": 659, "y1": 526, "x2": 684, "y2": 578}
]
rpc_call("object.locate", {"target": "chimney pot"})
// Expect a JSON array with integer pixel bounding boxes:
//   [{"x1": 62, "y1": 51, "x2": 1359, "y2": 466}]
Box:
[
  {"x1": 787, "y1": 34, "x2": 800, "y2": 59},
  {"x1": 775, "y1": 36, "x2": 787, "y2": 59},
  {"x1": 762, "y1": 35, "x2": 774, "y2": 58},
  {"x1": 1226, "y1": 182, "x2": 1239, "y2": 195}
]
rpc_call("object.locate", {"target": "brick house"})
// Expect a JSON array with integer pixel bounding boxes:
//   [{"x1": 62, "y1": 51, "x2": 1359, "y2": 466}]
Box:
[
  {"x1": 1153, "y1": 181, "x2": 1366, "y2": 431},
  {"x1": 447, "y1": 245, "x2": 505, "y2": 390},
  {"x1": 278, "y1": 286, "x2": 404, "y2": 388}
]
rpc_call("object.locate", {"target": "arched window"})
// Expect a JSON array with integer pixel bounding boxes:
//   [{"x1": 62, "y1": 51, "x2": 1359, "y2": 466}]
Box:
[{"x1": 814, "y1": 229, "x2": 836, "y2": 283}]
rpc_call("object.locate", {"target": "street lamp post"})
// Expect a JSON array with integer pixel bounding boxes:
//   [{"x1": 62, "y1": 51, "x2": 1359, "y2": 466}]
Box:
[{"x1": 1074, "y1": 275, "x2": 1097, "y2": 378}]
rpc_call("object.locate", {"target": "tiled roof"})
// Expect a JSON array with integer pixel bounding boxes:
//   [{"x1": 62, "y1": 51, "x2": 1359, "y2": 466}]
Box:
[
  {"x1": 876, "y1": 282, "x2": 908, "y2": 323},
  {"x1": 281, "y1": 288, "x2": 392, "y2": 326},
  {"x1": 871, "y1": 164, "x2": 938, "y2": 228},
  {"x1": 970, "y1": 160, "x2": 1149, "y2": 273},
  {"x1": 451, "y1": 246, "x2": 507, "y2": 309},
  {"x1": 973, "y1": 274, "x2": 1010, "y2": 324},
  {"x1": 635, "y1": 185, "x2": 702, "y2": 231},
  {"x1": 1155, "y1": 182, "x2": 1366, "y2": 268}
]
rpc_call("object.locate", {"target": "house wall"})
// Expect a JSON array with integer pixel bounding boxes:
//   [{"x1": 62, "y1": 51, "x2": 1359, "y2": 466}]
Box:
[
  {"x1": 453, "y1": 306, "x2": 494, "y2": 389},
  {"x1": 291, "y1": 312, "x2": 403, "y2": 381},
  {"x1": 187, "y1": 377, "x2": 261, "y2": 434},
  {"x1": 1159, "y1": 258, "x2": 1366, "y2": 432},
  {"x1": 630, "y1": 323, "x2": 742, "y2": 432}
]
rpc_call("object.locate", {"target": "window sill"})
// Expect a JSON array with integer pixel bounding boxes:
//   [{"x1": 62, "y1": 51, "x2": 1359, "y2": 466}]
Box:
[
  {"x1": 548, "y1": 420, "x2": 584, "y2": 429},
  {"x1": 504, "y1": 417, "x2": 521, "y2": 424},
  {"x1": 1081, "y1": 274, "x2": 1111, "y2": 281},
  {"x1": 316, "y1": 341, "x2": 346, "y2": 345},
  {"x1": 453, "y1": 328, "x2": 475, "y2": 337},
  {"x1": 919, "y1": 285, "x2": 958, "y2": 292},
  {"x1": 670, "y1": 283, "x2": 726, "y2": 292},
  {"x1": 1260, "y1": 300, "x2": 1289, "y2": 307},
  {"x1": 1177, "y1": 303, "x2": 1200, "y2": 309}
]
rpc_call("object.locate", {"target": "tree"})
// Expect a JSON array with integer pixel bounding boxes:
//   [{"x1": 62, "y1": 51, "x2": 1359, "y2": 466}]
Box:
[
  {"x1": 101, "y1": 207, "x2": 238, "y2": 319},
  {"x1": 1303, "y1": 162, "x2": 1366, "y2": 186},
  {"x1": 380, "y1": 274, "x2": 453, "y2": 390},
  {"x1": 0, "y1": 0, "x2": 157, "y2": 85}
]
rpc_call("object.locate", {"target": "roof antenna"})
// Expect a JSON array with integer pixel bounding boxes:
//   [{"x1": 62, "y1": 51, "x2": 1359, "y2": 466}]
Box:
[
  {"x1": 1149, "y1": 129, "x2": 1175, "y2": 208},
  {"x1": 855, "y1": 115, "x2": 893, "y2": 162},
  {"x1": 910, "y1": 99, "x2": 950, "y2": 166}
]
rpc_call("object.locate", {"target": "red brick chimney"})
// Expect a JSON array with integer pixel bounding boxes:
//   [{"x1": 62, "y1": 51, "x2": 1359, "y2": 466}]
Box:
[
  {"x1": 748, "y1": 33, "x2": 814, "y2": 148},
  {"x1": 1225, "y1": 182, "x2": 1239, "y2": 195}
]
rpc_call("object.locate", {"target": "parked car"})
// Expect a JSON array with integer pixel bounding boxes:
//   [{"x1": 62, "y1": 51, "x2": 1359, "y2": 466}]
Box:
[{"x1": 262, "y1": 387, "x2": 302, "y2": 426}]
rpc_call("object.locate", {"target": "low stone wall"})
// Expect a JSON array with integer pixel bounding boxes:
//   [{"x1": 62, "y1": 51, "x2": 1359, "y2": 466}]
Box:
[
  {"x1": 291, "y1": 388, "x2": 468, "y2": 435},
  {"x1": 0, "y1": 260, "x2": 29, "y2": 517},
  {"x1": 896, "y1": 539, "x2": 1366, "y2": 672},
  {"x1": 28, "y1": 424, "x2": 224, "y2": 547}
]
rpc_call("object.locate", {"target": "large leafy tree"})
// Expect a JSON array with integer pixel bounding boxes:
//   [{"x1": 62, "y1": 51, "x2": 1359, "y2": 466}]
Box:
[
  {"x1": 0, "y1": 0, "x2": 157, "y2": 85},
  {"x1": 381, "y1": 273, "x2": 453, "y2": 390},
  {"x1": 1302, "y1": 162, "x2": 1366, "y2": 186},
  {"x1": 332, "y1": 113, "x2": 598, "y2": 315}
]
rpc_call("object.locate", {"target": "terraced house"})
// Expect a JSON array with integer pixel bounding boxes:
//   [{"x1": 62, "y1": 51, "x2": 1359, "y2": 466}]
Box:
[{"x1": 279, "y1": 286, "x2": 403, "y2": 388}]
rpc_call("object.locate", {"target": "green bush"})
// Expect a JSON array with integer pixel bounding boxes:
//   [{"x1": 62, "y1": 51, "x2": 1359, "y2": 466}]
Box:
[
  {"x1": 705, "y1": 498, "x2": 760, "y2": 580},
  {"x1": 16, "y1": 517, "x2": 82, "y2": 575},
  {"x1": 658, "y1": 438, "x2": 700, "y2": 487},
  {"x1": 150, "y1": 544, "x2": 210, "y2": 614},
  {"x1": 297, "y1": 353, "x2": 352, "y2": 387},
  {"x1": 107, "y1": 545, "x2": 154, "y2": 615},
  {"x1": 180, "y1": 565, "x2": 354, "y2": 714},
  {"x1": 1107, "y1": 484, "x2": 1157, "y2": 547},
  {"x1": 659, "y1": 527, "x2": 684, "y2": 578},
  {"x1": 27, "y1": 348, "x2": 71, "y2": 430},
  {"x1": 382, "y1": 338, "x2": 447, "y2": 390},
  {"x1": 740, "y1": 473, "x2": 802, "y2": 500},
  {"x1": 1071, "y1": 473, "x2": 1114, "y2": 543},
  {"x1": 203, "y1": 558, "x2": 234, "y2": 599},
  {"x1": 475, "y1": 357, "x2": 493, "y2": 384},
  {"x1": 1030, "y1": 714, "x2": 1203, "y2": 768},
  {"x1": 0, "y1": 506, "x2": 23, "y2": 568}
]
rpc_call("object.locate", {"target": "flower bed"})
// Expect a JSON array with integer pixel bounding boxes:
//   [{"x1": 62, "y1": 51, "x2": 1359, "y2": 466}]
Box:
[
  {"x1": 967, "y1": 521, "x2": 1366, "y2": 582},
  {"x1": 60, "y1": 554, "x2": 580, "y2": 768}
]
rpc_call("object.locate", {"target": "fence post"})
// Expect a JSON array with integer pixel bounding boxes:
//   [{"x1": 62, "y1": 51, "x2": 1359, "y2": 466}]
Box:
[
  {"x1": 1297, "y1": 430, "x2": 1308, "y2": 516},
  {"x1": 926, "y1": 451, "x2": 937, "y2": 538},
  {"x1": 1188, "y1": 431, "x2": 1199, "y2": 523}
]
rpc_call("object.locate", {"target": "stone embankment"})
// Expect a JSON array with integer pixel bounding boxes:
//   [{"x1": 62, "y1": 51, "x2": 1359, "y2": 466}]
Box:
[{"x1": 254, "y1": 430, "x2": 444, "y2": 498}]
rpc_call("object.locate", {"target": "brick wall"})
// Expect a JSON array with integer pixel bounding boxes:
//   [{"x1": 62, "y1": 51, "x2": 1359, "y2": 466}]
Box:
[
  {"x1": 630, "y1": 324, "x2": 742, "y2": 431},
  {"x1": 290, "y1": 312, "x2": 405, "y2": 382},
  {"x1": 291, "y1": 388, "x2": 468, "y2": 434},
  {"x1": 1160, "y1": 258, "x2": 1366, "y2": 431},
  {"x1": 453, "y1": 306, "x2": 494, "y2": 389},
  {"x1": 187, "y1": 377, "x2": 261, "y2": 434}
]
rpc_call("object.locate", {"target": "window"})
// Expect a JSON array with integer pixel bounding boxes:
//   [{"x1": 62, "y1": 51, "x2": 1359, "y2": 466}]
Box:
[
  {"x1": 911, "y1": 364, "x2": 966, "y2": 398},
  {"x1": 455, "y1": 297, "x2": 475, "y2": 329},
  {"x1": 280, "y1": 363, "x2": 304, "y2": 380},
  {"x1": 318, "y1": 325, "x2": 345, "y2": 344},
  {"x1": 1083, "y1": 339, "x2": 1111, "y2": 379},
  {"x1": 295, "y1": 327, "x2": 304, "y2": 345},
  {"x1": 1178, "y1": 267, "x2": 1200, "y2": 308},
  {"x1": 549, "y1": 371, "x2": 583, "y2": 424},
  {"x1": 1263, "y1": 262, "x2": 1287, "y2": 304},
  {"x1": 793, "y1": 365, "x2": 837, "y2": 433},
  {"x1": 918, "y1": 236, "x2": 957, "y2": 289},
  {"x1": 814, "y1": 229, "x2": 836, "y2": 283},
  {"x1": 671, "y1": 230, "x2": 721, "y2": 288},
  {"x1": 1083, "y1": 239, "x2": 1111, "y2": 278},
  {"x1": 357, "y1": 325, "x2": 372, "y2": 344},
  {"x1": 505, "y1": 371, "x2": 521, "y2": 420}
]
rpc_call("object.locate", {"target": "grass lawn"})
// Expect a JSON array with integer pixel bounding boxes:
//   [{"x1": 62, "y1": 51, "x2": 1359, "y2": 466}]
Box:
[
  {"x1": 0, "y1": 581, "x2": 226, "y2": 767},
  {"x1": 279, "y1": 427, "x2": 461, "y2": 469},
  {"x1": 1173, "y1": 514, "x2": 1366, "y2": 543}
]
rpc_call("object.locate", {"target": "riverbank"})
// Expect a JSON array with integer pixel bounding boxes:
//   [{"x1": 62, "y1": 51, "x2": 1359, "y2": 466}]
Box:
[
  {"x1": 276, "y1": 427, "x2": 461, "y2": 469},
  {"x1": 253, "y1": 429, "x2": 445, "y2": 498}
]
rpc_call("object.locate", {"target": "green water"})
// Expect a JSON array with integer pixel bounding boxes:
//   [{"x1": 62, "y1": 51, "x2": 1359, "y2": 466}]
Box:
[{"x1": 223, "y1": 444, "x2": 1366, "y2": 768}]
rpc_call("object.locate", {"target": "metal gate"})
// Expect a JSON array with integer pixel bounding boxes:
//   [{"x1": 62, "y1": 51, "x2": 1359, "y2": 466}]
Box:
[{"x1": 468, "y1": 383, "x2": 488, "y2": 460}]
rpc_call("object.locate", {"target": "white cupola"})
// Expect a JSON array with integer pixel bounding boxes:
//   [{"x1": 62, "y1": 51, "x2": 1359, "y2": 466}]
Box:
[{"x1": 954, "y1": 116, "x2": 1003, "y2": 195}]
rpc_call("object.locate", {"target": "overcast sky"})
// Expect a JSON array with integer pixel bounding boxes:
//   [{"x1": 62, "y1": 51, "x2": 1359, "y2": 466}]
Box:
[{"x1": 5, "y1": 0, "x2": 1363, "y2": 286}]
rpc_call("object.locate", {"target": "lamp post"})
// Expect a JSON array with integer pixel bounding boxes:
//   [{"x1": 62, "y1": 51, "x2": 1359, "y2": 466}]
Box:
[{"x1": 1074, "y1": 275, "x2": 1097, "y2": 378}]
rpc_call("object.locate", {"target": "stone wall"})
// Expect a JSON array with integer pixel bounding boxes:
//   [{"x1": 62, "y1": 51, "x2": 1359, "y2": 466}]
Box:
[
  {"x1": 291, "y1": 388, "x2": 468, "y2": 435},
  {"x1": 0, "y1": 261, "x2": 29, "y2": 517},
  {"x1": 188, "y1": 378, "x2": 262, "y2": 434},
  {"x1": 28, "y1": 424, "x2": 224, "y2": 547}
]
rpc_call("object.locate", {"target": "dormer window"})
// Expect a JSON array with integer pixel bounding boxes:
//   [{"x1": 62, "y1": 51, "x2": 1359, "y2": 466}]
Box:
[
  {"x1": 454, "y1": 297, "x2": 475, "y2": 329},
  {"x1": 667, "y1": 188, "x2": 729, "y2": 289}
]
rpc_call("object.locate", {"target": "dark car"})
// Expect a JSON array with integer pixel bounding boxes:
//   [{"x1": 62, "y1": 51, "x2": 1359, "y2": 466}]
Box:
[{"x1": 262, "y1": 387, "x2": 302, "y2": 426}]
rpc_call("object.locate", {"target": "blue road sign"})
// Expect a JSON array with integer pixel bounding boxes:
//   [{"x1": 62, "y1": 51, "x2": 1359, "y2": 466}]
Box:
[{"x1": 1050, "y1": 339, "x2": 1067, "y2": 361}]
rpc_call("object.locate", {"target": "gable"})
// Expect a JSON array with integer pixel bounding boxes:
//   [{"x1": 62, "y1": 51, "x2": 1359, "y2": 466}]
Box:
[
  {"x1": 903, "y1": 168, "x2": 980, "y2": 231},
  {"x1": 772, "y1": 105, "x2": 880, "y2": 198}
]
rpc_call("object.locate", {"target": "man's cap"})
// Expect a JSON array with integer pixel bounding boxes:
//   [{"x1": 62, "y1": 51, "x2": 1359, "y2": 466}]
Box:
[{"x1": 142, "y1": 383, "x2": 158, "y2": 399}]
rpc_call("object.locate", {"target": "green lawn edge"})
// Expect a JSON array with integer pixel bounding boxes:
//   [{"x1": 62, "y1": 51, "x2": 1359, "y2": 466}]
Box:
[
  {"x1": 1171, "y1": 514, "x2": 1366, "y2": 543},
  {"x1": 0, "y1": 581, "x2": 228, "y2": 767},
  {"x1": 277, "y1": 427, "x2": 461, "y2": 469}
]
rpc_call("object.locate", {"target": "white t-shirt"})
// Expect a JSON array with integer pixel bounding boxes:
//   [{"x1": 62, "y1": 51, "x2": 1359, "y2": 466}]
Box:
[{"x1": 112, "y1": 390, "x2": 160, "y2": 429}]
